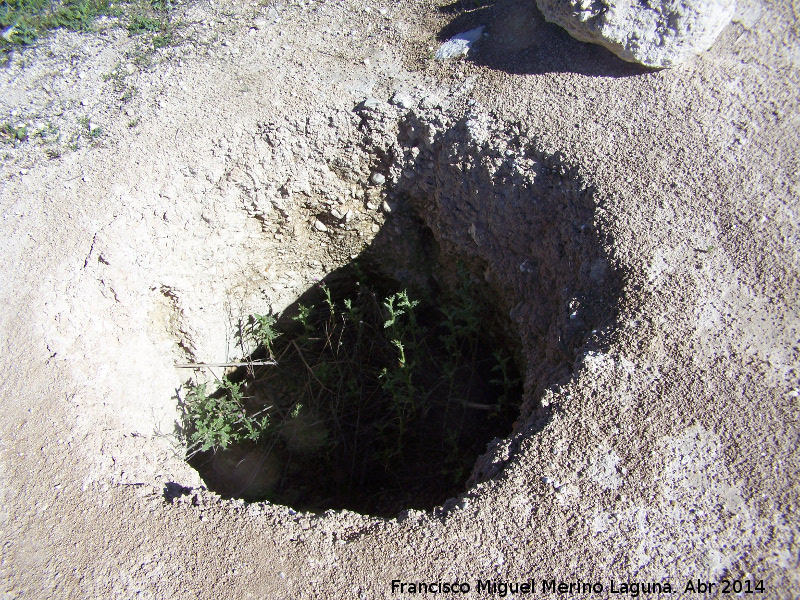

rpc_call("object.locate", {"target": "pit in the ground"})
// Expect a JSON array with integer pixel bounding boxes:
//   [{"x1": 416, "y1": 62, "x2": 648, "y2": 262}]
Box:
[{"x1": 183, "y1": 259, "x2": 522, "y2": 518}]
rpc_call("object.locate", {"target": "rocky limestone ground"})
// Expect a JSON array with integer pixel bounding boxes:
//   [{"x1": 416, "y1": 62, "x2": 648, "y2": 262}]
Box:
[{"x1": 0, "y1": 0, "x2": 798, "y2": 598}]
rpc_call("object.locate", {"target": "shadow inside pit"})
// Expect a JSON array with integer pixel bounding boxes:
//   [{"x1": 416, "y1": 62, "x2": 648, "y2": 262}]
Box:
[
  {"x1": 438, "y1": 0, "x2": 655, "y2": 77},
  {"x1": 183, "y1": 105, "x2": 624, "y2": 518},
  {"x1": 185, "y1": 213, "x2": 527, "y2": 518}
]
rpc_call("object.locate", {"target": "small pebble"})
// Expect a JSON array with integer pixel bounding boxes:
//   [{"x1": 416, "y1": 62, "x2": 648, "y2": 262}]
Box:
[
  {"x1": 366, "y1": 202, "x2": 378, "y2": 211},
  {"x1": 362, "y1": 97, "x2": 381, "y2": 111},
  {"x1": 370, "y1": 172, "x2": 385, "y2": 186},
  {"x1": 371, "y1": 224, "x2": 380, "y2": 233},
  {"x1": 330, "y1": 208, "x2": 343, "y2": 220},
  {"x1": 313, "y1": 220, "x2": 327, "y2": 232},
  {"x1": 390, "y1": 92, "x2": 415, "y2": 110},
  {"x1": 253, "y1": 18, "x2": 268, "y2": 29}
]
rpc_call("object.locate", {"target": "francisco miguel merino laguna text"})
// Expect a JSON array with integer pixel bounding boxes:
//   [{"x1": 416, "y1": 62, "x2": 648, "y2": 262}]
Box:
[{"x1": 391, "y1": 579, "x2": 675, "y2": 596}]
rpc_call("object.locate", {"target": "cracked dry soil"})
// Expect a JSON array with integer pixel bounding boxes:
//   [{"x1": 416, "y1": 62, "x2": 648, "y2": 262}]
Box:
[{"x1": 0, "y1": 0, "x2": 798, "y2": 598}]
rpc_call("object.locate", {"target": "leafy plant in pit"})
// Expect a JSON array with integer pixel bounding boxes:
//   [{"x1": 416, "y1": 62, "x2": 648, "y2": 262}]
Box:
[
  {"x1": 438, "y1": 268, "x2": 481, "y2": 374},
  {"x1": 183, "y1": 377, "x2": 269, "y2": 456},
  {"x1": 248, "y1": 312, "x2": 279, "y2": 357},
  {"x1": 182, "y1": 270, "x2": 522, "y2": 513},
  {"x1": 292, "y1": 303, "x2": 314, "y2": 337},
  {"x1": 489, "y1": 350, "x2": 520, "y2": 418},
  {"x1": 379, "y1": 289, "x2": 420, "y2": 447}
]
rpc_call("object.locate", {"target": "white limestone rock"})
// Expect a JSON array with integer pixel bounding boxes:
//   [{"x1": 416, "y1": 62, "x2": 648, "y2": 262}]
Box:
[
  {"x1": 535, "y1": 0, "x2": 736, "y2": 67},
  {"x1": 434, "y1": 26, "x2": 485, "y2": 60}
]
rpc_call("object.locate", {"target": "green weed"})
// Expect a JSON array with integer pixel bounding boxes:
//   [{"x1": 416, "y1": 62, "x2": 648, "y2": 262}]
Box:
[
  {"x1": 1, "y1": 0, "x2": 181, "y2": 56},
  {"x1": 101, "y1": 63, "x2": 137, "y2": 102},
  {"x1": 0, "y1": 123, "x2": 28, "y2": 145},
  {"x1": 182, "y1": 267, "x2": 522, "y2": 514},
  {"x1": 292, "y1": 304, "x2": 313, "y2": 336},
  {"x1": 120, "y1": 84, "x2": 138, "y2": 102},
  {"x1": 34, "y1": 121, "x2": 59, "y2": 142},
  {"x1": 248, "y1": 313, "x2": 279, "y2": 357},
  {"x1": 74, "y1": 114, "x2": 102, "y2": 142},
  {"x1": 1, "y1": 0, "x2": 115, "y2": 51},
  {"x1": 151, "y1": 28, "x2": 171, "y2": 47},
  {"x1": 182, "y1": 377, "x2": 269, "y2": 455},
  {"x1": 127, "y1": 13, "x2": 159, "y2": 33}
]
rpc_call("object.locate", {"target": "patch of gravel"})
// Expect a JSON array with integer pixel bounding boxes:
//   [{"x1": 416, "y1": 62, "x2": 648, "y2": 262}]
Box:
[{"x1": 0, "y1": 0, "x2": 798, "y2": 597}]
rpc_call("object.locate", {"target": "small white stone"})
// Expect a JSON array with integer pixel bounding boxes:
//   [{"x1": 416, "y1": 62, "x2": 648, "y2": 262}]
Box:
[
  {"x1": 390, "y1": 92, "x2": 416, "y2": 110},
  {"x1": 370, "y1": 172, "x2": 385, "y2": 186},
  {"x1": 435, "y1": 26, "x2": 485, "y2": 60},
  {"x1": 314, "y1": 220, "x2": 328, "y2": 232},
  {"x1": 362, "y1": 97, "x2": 381, "y2": 111},
  {"x1": 371, "y1": 224, "x2": 380, "y2": 233},
  {"x1": 253, "y1": 18, "x2": 268, "y2": 29}
]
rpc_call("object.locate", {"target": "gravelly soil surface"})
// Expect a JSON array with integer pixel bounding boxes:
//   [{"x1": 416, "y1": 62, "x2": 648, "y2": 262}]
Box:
[{"x1": 0, "y1": 0, "x2": 797, "y2": 598}]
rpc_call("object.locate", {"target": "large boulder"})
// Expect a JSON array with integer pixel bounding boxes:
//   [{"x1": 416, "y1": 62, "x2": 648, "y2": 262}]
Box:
[{"x1": 535, "y1": 0, "x2": 736, "y2": 67}]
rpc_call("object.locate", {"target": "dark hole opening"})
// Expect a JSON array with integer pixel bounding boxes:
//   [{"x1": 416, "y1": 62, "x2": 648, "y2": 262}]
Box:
[{"x1": 184, "y1": 253, "x2": 523, "y2": 518}]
